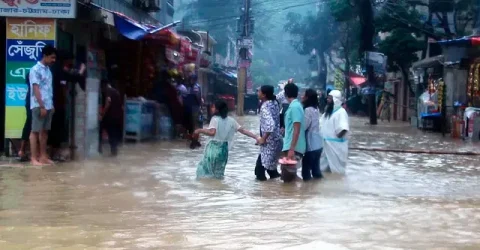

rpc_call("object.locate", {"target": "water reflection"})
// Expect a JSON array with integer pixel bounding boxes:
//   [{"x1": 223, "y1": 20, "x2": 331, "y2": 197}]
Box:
[{"x1": 0, "y1": 116, "x2": 480, "y2": 249}]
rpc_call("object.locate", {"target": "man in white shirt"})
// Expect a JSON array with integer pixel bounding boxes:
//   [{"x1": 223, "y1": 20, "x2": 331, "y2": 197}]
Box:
[{"x1": 29, "y1": 45, "x2": 57, "y2": 166}]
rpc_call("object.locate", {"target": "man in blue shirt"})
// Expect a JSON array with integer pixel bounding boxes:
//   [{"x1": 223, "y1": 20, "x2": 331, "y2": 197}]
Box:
[{"x1": 281, "y1": 83, "x2": 306, "y2": 182}]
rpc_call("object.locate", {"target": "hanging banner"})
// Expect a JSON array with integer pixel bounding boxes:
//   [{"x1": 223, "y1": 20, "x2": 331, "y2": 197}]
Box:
[
  {"x1": 246, "y1": 69, "x2": 253, "y2": 94},
  {"x1": 366, "y1": 51, "x2": 387, "y2": 75},
  {"x1": 0, "y1": 0, "x2": 76, "y2": 19},
  {"x1": 4, "y1": 17, "x2": 56, "y2": 139}
]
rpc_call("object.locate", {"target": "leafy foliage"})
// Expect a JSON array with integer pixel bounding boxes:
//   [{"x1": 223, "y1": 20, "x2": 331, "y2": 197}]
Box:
[
  {"x1": 375, "y1": 1, "x2": 426, "y2": 70},
  {"x1": 377, "y1": 28, "x2": 424, "y2": 71},
  {"x1": 283, "y1": 7, "x2": 338, "y2": 87},
  {"x1": 329, "y1": 0, "x2": 355, "y2": 22},
  {"x1": 397, "y1": 0, "x2": 479, "y2": 38},
  {"x1": 283, "y1": 9, "x2": 336, "y2": 55},
  {"x1": 250, "y1": 59, "x2": 276, "y2": 88}
]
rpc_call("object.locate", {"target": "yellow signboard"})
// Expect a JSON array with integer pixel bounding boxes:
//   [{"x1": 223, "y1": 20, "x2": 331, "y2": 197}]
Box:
[
  {"x1": 5, "y1": 17, "x2": 56, "y2": 139},
  {"x1": 6, "y1": 18, "x2": 56, "y2": 40}
]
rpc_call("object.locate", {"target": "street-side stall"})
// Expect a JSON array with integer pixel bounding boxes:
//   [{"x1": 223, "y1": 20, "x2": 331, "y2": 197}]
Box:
[
  {"x1": 463, "y1": 60, "x2": 480, "y2": 140},
  {"x1": 417, "y1": 76, "x2": 446, "y2": 134},
  {"x1": 346, "y1": 72, "x2": 367, "y2": 115},
  {"x1": 438, "y1": 36, "x2": 480, "y2": 140},
  {"x1": 412, "y1": 55, "x2": 445, "y2": 133},
  {"x1": 105, "y1": 12, "x2": 189, "y2": 142},
  {"x1": 124, "y1": 98, "x2": 156, "y2": 142},
  {"x1": 212, "y1": 67, "x2": 238, "y2": 109}
]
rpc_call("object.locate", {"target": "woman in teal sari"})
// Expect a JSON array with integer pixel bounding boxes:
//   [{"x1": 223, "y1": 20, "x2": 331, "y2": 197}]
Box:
[{"x1": 194, "y1": 100, "x2": 260, "y2": 179}]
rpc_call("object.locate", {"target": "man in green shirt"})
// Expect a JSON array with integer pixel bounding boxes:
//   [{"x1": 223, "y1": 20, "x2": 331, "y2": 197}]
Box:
[{"x1": 281, "y1": 83, "x2": 306, "y2": 182}]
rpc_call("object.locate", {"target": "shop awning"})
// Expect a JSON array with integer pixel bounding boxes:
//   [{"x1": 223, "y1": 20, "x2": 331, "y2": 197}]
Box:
[
  {"x1": 348, "y1": 72, "x2": 367, "y2": 86},
  {"x1": 90, "y1": 3, "x2": 178, "y2": 41},
  {"x1": 221, "y1": 70, "x2": 237, "y2": 79},
  {"x1": 113, "y1": 12, "x2": 153, "y2": 40},
  {"x1": 412, "y1": 55, "x2": 444, "y2": 69},
  {"x1": 146, "y1": 28, "x2": 181, "y2": 46},
  {"x1": 213, "y1": 67, "x2": 237, "y2": 80},
  {"x1": 438, "y1": 36, "x2": 480, "y2": 47}
]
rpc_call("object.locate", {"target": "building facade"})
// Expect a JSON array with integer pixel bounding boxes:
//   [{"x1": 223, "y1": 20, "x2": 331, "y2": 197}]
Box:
[{"x1": 0, "y1": 0, "x2": 178, "y2": 155}]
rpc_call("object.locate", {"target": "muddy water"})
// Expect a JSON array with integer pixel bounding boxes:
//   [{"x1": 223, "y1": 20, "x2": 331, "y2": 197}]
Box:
[{"x1": 1, "y1": 116, "x2": 480, "y2": 250}]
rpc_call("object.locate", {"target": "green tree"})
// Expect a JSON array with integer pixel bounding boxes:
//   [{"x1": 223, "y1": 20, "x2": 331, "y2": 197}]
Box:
[
  {"x1": 406, "y1": 0, "x2": 480, "y2": 37},
  {"x1": 284, "y1": 7, "x2": 336, "y2": 88},
  {"x1": 327, "y1": 0, "x2": 361, "y2": 98},
  {"x1": 378, "y1": 28, "x2": 424, "y2": 94},
  {"x1": 375, "y1": 2, "x2": 426, "y2": 94},
  {"x1": 250, "y1": 58, "x2": 276, "y2": 89}
]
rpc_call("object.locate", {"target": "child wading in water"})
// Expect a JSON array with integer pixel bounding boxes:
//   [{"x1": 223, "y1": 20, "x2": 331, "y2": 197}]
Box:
[{"x1": 195, "y1": 100, "x2": 260, "y2": 179}]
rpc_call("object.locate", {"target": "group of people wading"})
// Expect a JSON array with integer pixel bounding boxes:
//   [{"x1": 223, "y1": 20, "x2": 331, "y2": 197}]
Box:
[{"x1": 194, "y1": 80, "x2": 350, "y2": 182}]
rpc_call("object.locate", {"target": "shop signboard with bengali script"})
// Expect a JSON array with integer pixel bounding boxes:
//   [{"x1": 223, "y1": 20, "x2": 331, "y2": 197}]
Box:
[
  {"x1": 0, "y1": 0, "x2": 76, "y2": 19},
  {"x1": 4, "y1": 18, "x2": 56, "y2": 139}
]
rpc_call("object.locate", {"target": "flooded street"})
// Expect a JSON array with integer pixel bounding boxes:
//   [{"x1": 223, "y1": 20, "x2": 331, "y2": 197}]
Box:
[{"x1": 1, "y1": 116, "x2": 480, "y2": 250}]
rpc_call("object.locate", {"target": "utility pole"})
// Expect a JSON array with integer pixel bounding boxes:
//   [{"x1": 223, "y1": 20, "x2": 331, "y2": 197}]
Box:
[
  {"x1": 356, "y1": 0, "x2": 377, "y2": 125},
  {"x1": 476, "y1": 0, "x2": 480, "y2": 33},
  {"x1": 236, "y1": 0, "x2": 253, "y2": 116}
]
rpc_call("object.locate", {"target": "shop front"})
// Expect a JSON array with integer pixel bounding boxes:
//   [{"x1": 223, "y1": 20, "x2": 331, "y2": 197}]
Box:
[
  {"x1": 1, "y1": 0, "x2": 193, "y2": 156},
  {"x1": 412, "y1": 56, "x2": 446, "y2": 133},
  {"x1": 212, "y1": 66, "x2": 238, "y2": 111},
  {"x1": 438, "y1": 37, "x2": 480, "y2": 140},
  {"x1": 92, "y1": 7, "x2": 192, "y2": 142},
  {"x1": 57, "y1": 2, "x2": 187, "y2": 157},
  {"x1": 1, "y1": 0, "x2": 75, "y2": 155}
]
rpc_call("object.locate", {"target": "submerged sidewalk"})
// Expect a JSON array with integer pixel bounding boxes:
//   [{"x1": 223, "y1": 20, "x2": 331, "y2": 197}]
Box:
[{"x1": 348, "y1": 117, "x2": 480, "y2": 154}]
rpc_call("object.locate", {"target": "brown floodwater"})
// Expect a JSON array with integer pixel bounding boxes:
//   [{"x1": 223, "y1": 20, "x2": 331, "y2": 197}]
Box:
[{"x1": 1, "y1": 116, "x2": 480, "y2": 250}]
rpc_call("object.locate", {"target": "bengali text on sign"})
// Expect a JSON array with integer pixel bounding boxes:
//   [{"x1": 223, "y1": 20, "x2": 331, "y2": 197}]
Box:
[
  {"x1": 6, "y1": 18, "x2": 56, "y2": 40},
  {"x1": 4, "y1": 17, "x2": 56, "y2": 138},
  {"x1": 6, "y1": 39, "x2": 55, "y2": 61},
  {"x1": 0, "y1": 0, "x2": 76, "y2": 19}
]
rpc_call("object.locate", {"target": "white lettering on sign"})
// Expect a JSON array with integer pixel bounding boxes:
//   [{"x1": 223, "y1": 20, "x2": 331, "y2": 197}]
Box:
[
  {"x1": 6, "y1": 85, "x2": 27, "y2": 101},
  {"x1": 9, "y1": 19, "x2": 52, "y2": 38},
  {"x1": 8, "y1": 40, "x2": 46, "y2": 60},
  {"x1": 9, "y1": 67, "x2": 29, "y2": 79}
]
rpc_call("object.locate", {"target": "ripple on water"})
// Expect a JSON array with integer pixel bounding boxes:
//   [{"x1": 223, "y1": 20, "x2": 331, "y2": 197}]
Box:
[{"x1": 1, "y1": 116, "x2": 480, "y2": 249}]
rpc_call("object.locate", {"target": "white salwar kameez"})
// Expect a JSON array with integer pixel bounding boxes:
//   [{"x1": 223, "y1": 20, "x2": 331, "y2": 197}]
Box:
[{"x1": 320, "y1": 106, "x2": 350, "y2": 174}]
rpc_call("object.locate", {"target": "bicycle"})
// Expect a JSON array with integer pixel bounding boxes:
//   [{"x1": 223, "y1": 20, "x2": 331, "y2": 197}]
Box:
[{"x1": 381, "y1": 101, "x2": 391, "y2": 122}]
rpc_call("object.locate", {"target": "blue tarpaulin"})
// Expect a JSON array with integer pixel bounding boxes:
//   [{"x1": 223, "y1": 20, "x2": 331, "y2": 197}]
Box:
[
  {"x1": 113, "y1": 14, "x2": 151, "y2": 40},
  {"x1": 91, "y1": 3, "x2": 164, "y2": 41},
  {"x1": 437, "y1": 36, "x2": 480, "y2": 46}
]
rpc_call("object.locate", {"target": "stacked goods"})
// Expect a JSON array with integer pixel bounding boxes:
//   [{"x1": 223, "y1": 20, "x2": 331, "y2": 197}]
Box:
[
  {"x1": 468, "y1": 64, "x2": 474, "y2": 106},
  {"x1": 468, "y1": 63, "x2": 480, "y2": 106},
  {"x1": 141, "y1": 48, "x2": 157, "y2": 91},
  {"x1": 437, "y1": 80, "x2": 445, "y2": 112}
]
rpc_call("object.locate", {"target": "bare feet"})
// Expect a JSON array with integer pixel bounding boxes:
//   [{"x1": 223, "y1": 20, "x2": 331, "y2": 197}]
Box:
[
  {"x1": 18, "y1": 150, "x2": 24, "y2": 158},
  {"x1": 39, "y1": 157, "x2": 54, "y2": 165},
  {"x1": 31, "y1": 160, "x2": 45, "y2": 166}
]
